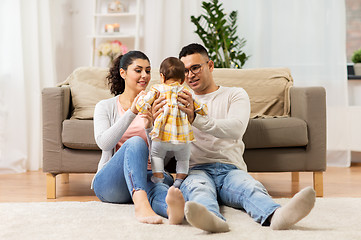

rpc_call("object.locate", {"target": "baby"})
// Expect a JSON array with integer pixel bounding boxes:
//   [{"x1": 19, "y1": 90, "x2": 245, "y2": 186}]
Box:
[{"x1": 136, "y1": 57, "x2": 207, "y2": 188}]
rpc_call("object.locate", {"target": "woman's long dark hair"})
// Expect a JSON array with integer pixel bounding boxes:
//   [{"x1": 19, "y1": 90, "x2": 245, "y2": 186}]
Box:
[{"x1": 107, "y1": 50, "x2": 150, "y2": 95}]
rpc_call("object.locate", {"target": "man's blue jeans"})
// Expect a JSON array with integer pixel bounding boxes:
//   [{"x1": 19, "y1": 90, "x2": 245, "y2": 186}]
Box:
[
  {"x1": 93, "y1": 136, "x2": 173, "y2": 218},
  {"x1": 180, "y1": 163, "x2": 281, "y2": 225}
]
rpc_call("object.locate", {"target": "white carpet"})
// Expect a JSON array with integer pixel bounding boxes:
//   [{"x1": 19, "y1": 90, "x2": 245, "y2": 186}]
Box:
[{"x1": 1, "y1": 198, "x2": 360, "y2": 240}]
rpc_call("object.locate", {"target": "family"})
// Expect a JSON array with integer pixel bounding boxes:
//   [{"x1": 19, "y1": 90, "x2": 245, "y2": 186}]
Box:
[{"x1": 92, "y1": 43, "x2": 316, "y2": 233}]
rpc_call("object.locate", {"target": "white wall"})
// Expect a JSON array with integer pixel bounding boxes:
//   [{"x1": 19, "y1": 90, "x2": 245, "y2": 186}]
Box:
[{"x1": 50, "y1": 0, "x2": 93, "y2": 83}]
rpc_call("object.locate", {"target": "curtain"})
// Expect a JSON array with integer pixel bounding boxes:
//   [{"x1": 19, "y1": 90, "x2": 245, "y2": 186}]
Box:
[
  {"x1": 227, "y1": 0, "x2": 349, "y2": 166},
  {"x1": 0, "y1": 0, "x2": 56, "y2": 174}
]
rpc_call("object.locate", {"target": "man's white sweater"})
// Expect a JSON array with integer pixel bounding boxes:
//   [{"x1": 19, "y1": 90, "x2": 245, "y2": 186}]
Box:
[{"x1": 191, "y1": 86, "x2": 250, "y2": 171}]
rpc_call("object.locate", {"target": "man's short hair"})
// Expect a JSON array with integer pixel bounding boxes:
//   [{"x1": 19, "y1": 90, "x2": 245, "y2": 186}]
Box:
[
  {"x1": 160, "y1": 57, "x2": 185, "y2": 82},
  {"x1": 179, "y1": 43, "x2": 210, "y2": 60}
]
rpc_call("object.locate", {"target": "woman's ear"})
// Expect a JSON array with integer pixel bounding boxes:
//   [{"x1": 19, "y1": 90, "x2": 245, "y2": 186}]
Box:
[{"x1": 119, "y1": 68, "x2": 126, "y2": 79}]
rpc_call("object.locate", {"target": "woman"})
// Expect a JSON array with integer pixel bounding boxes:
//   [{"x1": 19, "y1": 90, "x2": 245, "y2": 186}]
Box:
[{"x1": 92, "y1": 51, "x2": 185, "y2": 225}]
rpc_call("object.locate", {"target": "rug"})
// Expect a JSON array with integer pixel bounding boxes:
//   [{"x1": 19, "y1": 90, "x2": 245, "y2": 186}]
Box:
[{"x1": 1, "y1": 198, "x2": 360, "y2": 240}]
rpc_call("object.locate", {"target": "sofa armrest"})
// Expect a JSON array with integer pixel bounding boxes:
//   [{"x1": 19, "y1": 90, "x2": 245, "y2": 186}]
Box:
[
  {"x1": 42, "y1": 86, "x2": 71, "y2": 172},
  {"x1": 290, "y1": 86, "x2": 327, "y2": 170}
]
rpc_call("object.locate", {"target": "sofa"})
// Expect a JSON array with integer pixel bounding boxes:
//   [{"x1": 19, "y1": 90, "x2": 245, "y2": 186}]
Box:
[{"x1": 42, "y1": 67, "x2": 326, "y2": 199}]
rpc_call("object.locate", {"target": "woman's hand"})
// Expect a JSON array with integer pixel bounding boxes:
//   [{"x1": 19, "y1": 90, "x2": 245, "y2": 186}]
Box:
[
  {"x1": 130, "y1": 91, "x2": 146, "y2": 114},
  {"x1": 178, "y1": 89, "x2": 195, "y2": 123},
  {"x1": 139, "y1": 111, "x2": 153, "y2": 129}
]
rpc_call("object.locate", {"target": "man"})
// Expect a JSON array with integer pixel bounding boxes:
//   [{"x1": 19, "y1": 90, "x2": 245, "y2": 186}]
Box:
[{"x1": 173, "y1": 43, "x2": 316, "y2": 233}]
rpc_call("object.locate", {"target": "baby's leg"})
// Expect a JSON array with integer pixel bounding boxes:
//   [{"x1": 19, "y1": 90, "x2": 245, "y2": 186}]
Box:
[
  {"x1": 173, "y1": 143, "x2": 190, "y2": 188},
  {"x1": 151, "y1": 142, "x2": 167, "y2": 183}
]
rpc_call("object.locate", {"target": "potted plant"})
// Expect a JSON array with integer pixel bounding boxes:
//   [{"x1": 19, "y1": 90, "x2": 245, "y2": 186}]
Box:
[
  {"x1": 352, "y1": 48, "x2": 361, "y2": 75},
  {"x1": 191, "y1": 0, "x2": 249, "y2": 68}
]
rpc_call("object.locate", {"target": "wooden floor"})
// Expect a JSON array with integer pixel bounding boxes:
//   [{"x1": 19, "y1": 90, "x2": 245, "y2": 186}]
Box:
[{"x1": 1, "y1": 165, "x2": 361, "y2": 202}]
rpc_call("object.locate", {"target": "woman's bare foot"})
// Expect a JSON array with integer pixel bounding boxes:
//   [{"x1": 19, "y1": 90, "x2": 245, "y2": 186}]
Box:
[
  {"x1": 166, "y1": 186, "x2": 185, "y2": 224},
  {"x1": 133, "y1": 190, "x2": 163, "y2": 224}
]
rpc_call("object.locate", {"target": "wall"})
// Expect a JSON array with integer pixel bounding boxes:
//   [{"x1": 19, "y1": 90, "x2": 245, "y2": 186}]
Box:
[
  {"x1": 346, "y1": 0, "x2": 361, "y2": 163},
  {"x1": 346, "y1": 0, "x2": 361, "y2": 62}
]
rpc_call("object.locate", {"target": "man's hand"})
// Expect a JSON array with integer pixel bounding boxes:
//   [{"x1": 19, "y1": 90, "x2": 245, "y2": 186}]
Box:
[{"x1": 178, "y1": 89, "x2": 195, "y2": 123}]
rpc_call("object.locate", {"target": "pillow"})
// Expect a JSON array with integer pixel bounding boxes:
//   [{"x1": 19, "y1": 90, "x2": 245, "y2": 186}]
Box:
[
  {"x1": 59, "y1": 67, "x2": 292, "y2": 120},
  {"x1": 212, "y1": 68, "x2": 293, "y2": 118},
  {"x1": 59, "y1": 67, "x2": 113, "y2": 119}
]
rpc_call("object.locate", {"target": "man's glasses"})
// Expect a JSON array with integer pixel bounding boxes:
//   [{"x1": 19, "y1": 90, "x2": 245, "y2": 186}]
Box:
[{"x1": 184, "y1": 61, "x2": 209, "y2": 75}]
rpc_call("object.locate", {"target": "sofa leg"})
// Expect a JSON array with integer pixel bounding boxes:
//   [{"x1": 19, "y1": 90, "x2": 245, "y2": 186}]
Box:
[
  {"x1": 291, "y1": 172, "x2": 299, "y2": 182},
  {"x1": 313, "y1": 171, "x2": 323, "y2": 197},
  {"x1": 46, "y1": 173, "x2": 57, "y2": 199},
  {"x1": 61, "y1": 173, "x2": 69, "y2": 184}
]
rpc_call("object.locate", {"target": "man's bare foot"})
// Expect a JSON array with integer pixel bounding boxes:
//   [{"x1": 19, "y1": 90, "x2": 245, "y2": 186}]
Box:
[
  {"x1": 133, "y1": 190, "x2": 163, "y2": 224},
  {"x1": 166, "y1": 186, "x2": 185, "y2": 224}
]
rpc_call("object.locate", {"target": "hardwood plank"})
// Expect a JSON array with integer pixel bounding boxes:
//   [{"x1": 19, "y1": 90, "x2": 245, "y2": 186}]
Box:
[{"x1": 0, "y1": 166, "x2": 361, "y2": 202}]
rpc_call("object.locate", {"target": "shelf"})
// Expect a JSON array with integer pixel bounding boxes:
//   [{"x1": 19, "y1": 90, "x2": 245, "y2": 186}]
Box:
[
  {"x1": 91, "y1": 0, "x2": 141, "y2": 66},
  {"x1": 94, "y1": 13, "x2": 136, "y2": 17},
  {"x1": 90, "y1": 34, "x2": 136, "y2": 39},
  {"x1": 348, "y1": 75, "x2": 361, "y2": 80}
]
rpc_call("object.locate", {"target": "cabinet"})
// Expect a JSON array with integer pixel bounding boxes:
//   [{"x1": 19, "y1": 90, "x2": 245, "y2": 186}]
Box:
[{"x1": 90, "y1": 0, "x2": 142, "y2": 66}]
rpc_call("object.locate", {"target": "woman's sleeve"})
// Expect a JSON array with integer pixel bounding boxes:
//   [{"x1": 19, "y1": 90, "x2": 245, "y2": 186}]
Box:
[{"x1": 94, "y1": 100, "x2": 136, "y2": 151}]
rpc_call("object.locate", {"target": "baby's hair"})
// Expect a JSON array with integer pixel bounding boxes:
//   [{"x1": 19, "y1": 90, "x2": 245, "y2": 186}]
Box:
[{"x1": 159, "y1": 57, "x2": 185, "y2": 83}]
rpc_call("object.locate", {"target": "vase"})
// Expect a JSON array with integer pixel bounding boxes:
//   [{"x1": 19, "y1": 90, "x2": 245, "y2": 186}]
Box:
[
  {"x1": 99, "y1": 56, "x2": 111, "y2": 68},
  {"x1": 354, "y1": 63, "x2": 361, "y2": 76}
]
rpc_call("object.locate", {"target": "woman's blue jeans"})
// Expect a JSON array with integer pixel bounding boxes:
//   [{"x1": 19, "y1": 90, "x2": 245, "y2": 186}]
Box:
[
  {"x1": 93, "y1": 136, "x2": 173, "y2": 218},
  {"x1": 180, "y1": 163, "x2": 281, "y2": 225}
]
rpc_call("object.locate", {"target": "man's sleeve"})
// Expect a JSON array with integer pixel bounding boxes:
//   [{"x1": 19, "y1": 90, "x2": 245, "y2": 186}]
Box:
[{"x1": 192, "y1": 88, "x2": 250, "y2": 140}]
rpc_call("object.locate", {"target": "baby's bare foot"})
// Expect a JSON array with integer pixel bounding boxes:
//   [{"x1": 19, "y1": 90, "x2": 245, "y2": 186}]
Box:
[
  {"x1": 133, "y1": 190, "x2": 163, "y2": 224},
  {"x1": 166, "y1": 186, "x2": 185, "y2": 224}
]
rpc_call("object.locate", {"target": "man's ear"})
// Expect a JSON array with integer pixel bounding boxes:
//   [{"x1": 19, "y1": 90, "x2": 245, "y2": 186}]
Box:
[
  {"x1": 120, "y1": 68, "x2": 126, "y2": 79},
  {"x1": 208, "y1": 60, "x2": 214, "y2": 72}
]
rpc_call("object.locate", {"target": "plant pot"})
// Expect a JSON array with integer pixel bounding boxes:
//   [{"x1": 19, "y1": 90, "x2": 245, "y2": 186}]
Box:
[{"x1": 354, "y1": 63, "x2": 361, "y2": 76}]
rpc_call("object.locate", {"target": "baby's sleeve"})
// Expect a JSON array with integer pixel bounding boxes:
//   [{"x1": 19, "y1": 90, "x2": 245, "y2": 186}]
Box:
[
  {"x1": 193, "y1": 96, "x2": 208, "y2": 116},
  {"x1": 136, "y1": 87, "x2": 158, "y2": 113}
]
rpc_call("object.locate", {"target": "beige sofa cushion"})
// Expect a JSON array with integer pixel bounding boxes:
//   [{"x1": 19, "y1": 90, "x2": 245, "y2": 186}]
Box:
[
  {"x1": 243, "y1": 117, "x2": 308, "y2": 149},
  {"x1": 61, "y1": 117, "x2": 308, "y2": 151},
  {"x1": 62, "y1": 120, "x2": 98, "y2": 149},
  {"x1": 60, "y1": 67, "x2": 292, "y2": 120},
  {"x1": 212, "y1": 68, "x2": 293, "y2": 118},
  {"x1": 59, "y1": 67, "x2": 113, "y2": 119}
]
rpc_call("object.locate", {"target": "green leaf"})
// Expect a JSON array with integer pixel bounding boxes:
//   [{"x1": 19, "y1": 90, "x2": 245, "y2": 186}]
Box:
[{"x1": 190, "y1": 0, "x2": 249, "y2": 68}]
